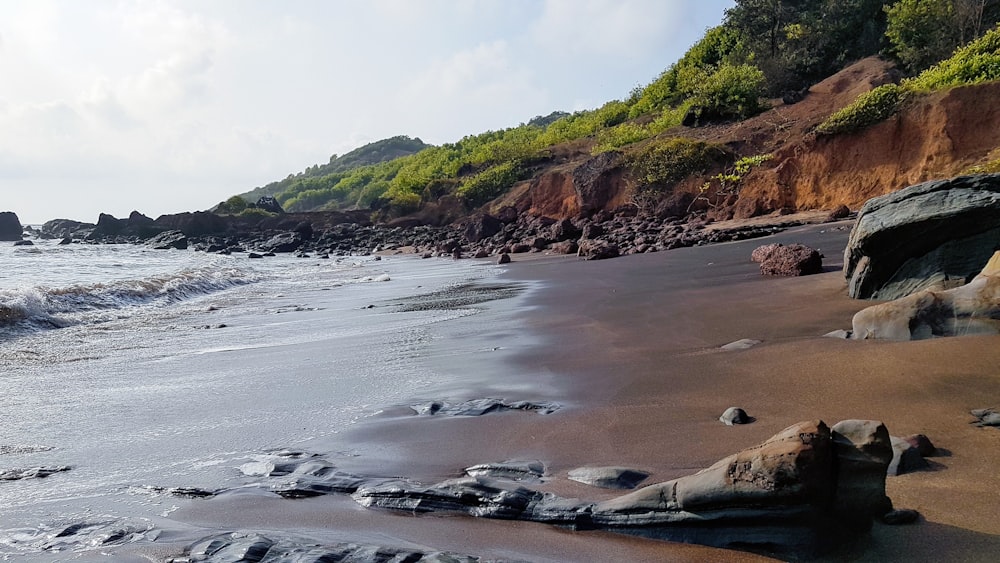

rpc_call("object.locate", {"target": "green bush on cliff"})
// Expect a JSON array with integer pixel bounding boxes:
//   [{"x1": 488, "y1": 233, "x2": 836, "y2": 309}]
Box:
[
  {"x1": 816, "y1": 83, "x2": 906, "y2": 135},
  {"x1": 906, "y1": 24, "x2": 1000, "y2": 90},
  {"x1": 457, "y1": 161, "x2": 523, "y2": 205},
  {"x1": 627, "y1": 138, "x2": 730, "y2": 188}
]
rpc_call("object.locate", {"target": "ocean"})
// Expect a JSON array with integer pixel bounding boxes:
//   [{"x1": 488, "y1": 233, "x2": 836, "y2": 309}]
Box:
[{"x1": 0, "y1": 238, "x2": 510, "y2": 560}]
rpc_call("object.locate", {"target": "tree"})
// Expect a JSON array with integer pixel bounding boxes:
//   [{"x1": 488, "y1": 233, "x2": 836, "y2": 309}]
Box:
[{"x1": 886, "y1": 0, "x2": 960, "y2": 70}]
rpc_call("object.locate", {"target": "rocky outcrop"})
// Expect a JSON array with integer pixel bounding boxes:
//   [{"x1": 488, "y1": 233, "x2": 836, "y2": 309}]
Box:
[
  {"x1": 844, "y1": 174, "x2": 1000, "y2": 300},
  {"x1": 41, "y1": 218, "x2": 95, "y2": 239},
  {"x1": 851, "y1": 250, "x2": 1000, "y2": 340},
  {"x1": 258, "y1": 232, "x2": 303, "y2": 253},
  {"x1": 0, "y1": 211, "x2": 24, "y2": 240},
  {"x1": 752, "y1": 243, "x2": 823, "y2": 276},
  {"x1": 146, "y1": 230, "x2": 188, "y2": 250},
  {"x1": 568, "y1": 467, "x2": 649, "y2": 489},
  {"x1": 170, "y1": 532, "x2": 479, "y2": 563}
]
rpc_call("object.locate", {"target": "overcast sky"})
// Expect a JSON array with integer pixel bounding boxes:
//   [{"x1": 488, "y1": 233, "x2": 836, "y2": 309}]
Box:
[{"x1": 1, "y1": 0, "x2": 734, "y2": 224}]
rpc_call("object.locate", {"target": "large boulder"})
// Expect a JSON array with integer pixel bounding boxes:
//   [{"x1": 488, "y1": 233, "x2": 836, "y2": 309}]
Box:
[
  {"x1": 0, "y1": 211, "x2": 23, "y2": 241},
  {"x1": 259, "y1": 232, "x2": 304, "y2": 253},
  {"x1": 753, "y1": 243, "x2": 823, "y2": 276},
  {"x1": 146, "y1": 230, "x2": 188, "y2": 250},
  {"x1": 41, "y1": 219, "x2": 95, "y2": 239},
  {"x1": 851, "y1": 250, "x2": 1000, "y2": 340},
  {"x1": 463, "y1": 213, "x2": 502, "y2": 243},
  {"x1": 844, "y1": 174, "x2": 1000, "y2": 300},
  {"x1": 153, "y1": 211, "x2": 228, "y2": 237}
]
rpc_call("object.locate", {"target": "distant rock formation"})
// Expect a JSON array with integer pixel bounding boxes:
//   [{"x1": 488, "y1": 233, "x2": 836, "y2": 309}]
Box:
[
  {"x1": 844, "y1": 174, "x2": 1000, "y2": 300},
  {"x1": 0, "y1": 211, "x2": 23, "y2": 241},
  {"x1": 851, "y1": 250, "x2": 1000, "y2": 340}
]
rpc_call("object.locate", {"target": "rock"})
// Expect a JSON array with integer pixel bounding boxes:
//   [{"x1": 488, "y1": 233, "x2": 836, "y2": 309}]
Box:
[
  {"x1": 577, "y1": 240, "x2": 619, "y2": 260},
  {"x1": 170, "y1": 532, "x2": 479, "y2": 563},
  {"x1": 567, "y1": 467, "x2": 649, "y2": 489},
  {"x1": 92, "y1": 213, "x2": 125, "y2": 236},
  {"x1": 824, "y1": 329, "x2": 852, "y2": 339},
  {"x1": 971, "y1": 408, "x2": 1000, "y2": 427},
  {"x1": 511, "y1": 243, "x2": 532, "y2": 254},
  {"x1": 851, "y1": 250, "x2": 1000, "y2": 340},
  {"x1": 292, "y1": 221, "x2": 313, "y2": 240},
  {"x1": 550, "y1": 240, "x2": 579, "y2": 255},
  {"x1": 830, "y1": 420, "x2": 894, "y2": 519},
  {"x1": 255, "y1": 196, "x2": 284, "y2": 213},
  {"x1": 473, "y1": 248, "x2": 489, "y2": 259},
  {"x1": 465, "y1": 460, "x2": 545, "y2": 482},
  {"x1": 720, "y1": 338, "x2": 761, "y2": 351},
  {"x1": 145, "y1": 230, "x2": 188, "y2": 250},
  {"x1": 42, "y1": 219, "x2": 94, "y2": 239},
  {"x1": 497, "y1": 253, "x2": 511, "y2": 265},
  {"x1": 496, "y1": 205, "x2": 519, "y2": 224},
  {"x1": 719, "y1": 407, "x2": 754, "y2": 425},
  {"x1": 581, "y1": 222, "x2": 605, "y2": 239},
  {"x1": 550, "y1": 218, "x2": 582, "y2": 242},
  {"x1": 0, "y1": 466, "x2": 71, "y2": 480},
  {"x1": 903, "y1": 434, "x2": 937, "y2": 457},
  {"x1": 464, "y1": 213, "x2": 502, "y2": 243},
  {"x1": 259, "y1": 232, "x2": 303, "y2": 253},
  {"x1": 827, "y1": 204, "x2": 851, "y2": 221},
  {"x1": 248, "y1": 252, "x2": 264, "y2": 259},
  {"x1": 844, "y1": 173, "x2": 1000, "y2": 300},
  {"x1": 0, "y1": 211, "x2": 23, "y2": 241},
  {"x1": 758, "y1": 243, "x2": 823, "y2": 276},
  {"x1": 882, "y1": 508, "x2": 920, "y2": 525},
  {"x1": 58, "y1": 237, "x2": 73, "y2": 245},
  {"x1": 412, "y1": 399, "x2": 560, "y2": 417},
  {"x1": 887, "y1": 436, "x2": 929, "y2": 476},
  {"x1": 127, "y1": 210, "x2": 154, "y2": 227},
  {"x1": 12, "y1": 240, "x2": 33, "y2": 246},
  {"x1": 750, "y1": 243, "x2": 782, "y2": 263}
]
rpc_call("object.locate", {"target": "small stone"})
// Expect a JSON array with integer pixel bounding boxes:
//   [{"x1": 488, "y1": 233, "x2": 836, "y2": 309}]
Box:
[
  {"x1": 719, "y1": 407, "x2": 753, "y2": 425},
  {"x1": 883, "y1": 508, "x2": 920, "y2": 525},
  {"x1": 497, "y1": 253, "x2": 511, "y2": 265},
  {"x1": 720, "y1": 338, "x2": 761, "y2": 351}
]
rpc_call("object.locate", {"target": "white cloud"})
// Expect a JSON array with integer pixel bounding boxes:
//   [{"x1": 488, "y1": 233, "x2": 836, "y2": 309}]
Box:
[{"x1": 531, "y1": 0, "x2": 684, "y2": 59}]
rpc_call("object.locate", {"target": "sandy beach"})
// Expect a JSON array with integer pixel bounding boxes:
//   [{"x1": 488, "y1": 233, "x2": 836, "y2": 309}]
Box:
[{"x1": 167, "y1": 220, "x2": 1000, "y2": 562}]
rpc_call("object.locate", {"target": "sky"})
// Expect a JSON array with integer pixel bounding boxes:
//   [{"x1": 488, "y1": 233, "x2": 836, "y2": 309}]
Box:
[{"x1": 0, "y1": 0, "x2": 734, "y2": 224}]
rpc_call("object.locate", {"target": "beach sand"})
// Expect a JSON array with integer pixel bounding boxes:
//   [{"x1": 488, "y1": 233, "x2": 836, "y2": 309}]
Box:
[{"x1": 172, "y1": 220, "x2": 1000, "y2": 562}]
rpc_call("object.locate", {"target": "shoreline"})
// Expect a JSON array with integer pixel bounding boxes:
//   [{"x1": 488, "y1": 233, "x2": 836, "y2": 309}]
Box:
[{"x1": 165, "y1": 220, "x2": 1000, "y2": 561}]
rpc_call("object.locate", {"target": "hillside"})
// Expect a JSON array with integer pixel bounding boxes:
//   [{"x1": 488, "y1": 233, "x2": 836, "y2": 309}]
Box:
[{"x1": 227, "y1": 1, "x2": 1000, "y2": 227}]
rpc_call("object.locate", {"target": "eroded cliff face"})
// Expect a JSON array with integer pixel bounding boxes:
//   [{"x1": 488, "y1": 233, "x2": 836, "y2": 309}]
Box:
[
  {"x1": 737, "y1": 82, "x2": 1000, "y2": 218},
  {"x1": 493, "y1": 57, "x2": 1000, "y2": 222}
]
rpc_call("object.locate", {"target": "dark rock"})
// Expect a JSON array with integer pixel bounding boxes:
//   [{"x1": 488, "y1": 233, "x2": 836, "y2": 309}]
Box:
[
  {"x1": 530, "y1": 236, "x2": 550, "y2": 250},
  {"x1": 93, "y1": 213, "x2": 125, "y2": 236},
  {"x1": 581, "y1": 222, "x2": 604, "y2": 240},
  {"x1": 550, "y1": 240, "x2": 579, "y2": 255},
  {"x1": 567, "y1": 467, "x2": 649, "y2": 489},
  {"x1": 127, "y1": 210, "x2": 154, "y2": 226},
  {"x1": 146, "y1": 230, "x2": 188, "y2": 250},
  {"x1": 758, "y1": 243, "x2": 823, "y2": 276},
  {"x1": 170, "y1": 532, "x2": 481, "y2": 563},
  {"x1": 473, "y1": 248, "x2": 489, "y2": 259},
  {"x1": 0, "y1": 465, "x2": 71, "y2": 480},
  {"x1": 828, "y1": 204, "x2": 851, "y2": 221},
  {"x1": 42, "y1": 219, "x2": 94, "y2": 239},
  {"x1": 0, "y1": 211, "x2": 23, "y2": 241},
  {"x1": 578, "y1": 240, "x2": 619, "y2": 260},
  {"x1": 830, "y1": 420, "x2": 894, "y2": 519},
  {"x1": 255, "y1": 196, "x2": 284, "y2": 213},
  {"x1": 888, "y1": 436, "x2": 929, "y2": 476},
  {"x1": 292, "y1": 221, "x2": 313, "y2": 240},
  {"x1": 903, "y1": 434, "x2": 937, "y2": 457},
  {"x1": 248, "y1": 252, "x2": 264, "y2": 259},
  {"x1": 511, "y1": 243, "x2": 531, "y2": 254},
  {"x1": 550, "y1": 218, "x2": 582, "y2": 242},
  {"x1": 572, "y1": 151, "x2": 625, "y2": 215},
  {"x1": 782, "y1": 88, "x2": 808, "y2": 105},
  {"x1": 413, "y1": 398, "x2": 560, "y2": 417},
  {"x1": 496, "y1": 205, "x2": 519, "y2": 224},
  {"x1": 882, "y1": 509, "x2": 921, "y2": 525},
  {"x1": 497, "y1": 253, "x2": 511, "y2": 264},
  {"x1": 12, "y1": 240, "x2": 33, "y2": 246},
  {"x1": 58, "y1": 237, "x2": 72, "y2": 245},
  {"x1": 719, "y1": 407, "x2": 754, "y2": 425},
  {"x1": 259, "y1": 232, "x2": 303, "y2": 253},
  {"x1": 464, "y1": 213, "x2": 502, "y2": 243},
  {"x1": 844, "y1": 173, "x2": 1000, "y2": 300}
]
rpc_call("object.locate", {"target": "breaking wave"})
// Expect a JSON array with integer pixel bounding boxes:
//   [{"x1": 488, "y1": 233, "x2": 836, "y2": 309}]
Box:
[{"x1": 0, "y1": 266, "x2": 261, "y2": 336}]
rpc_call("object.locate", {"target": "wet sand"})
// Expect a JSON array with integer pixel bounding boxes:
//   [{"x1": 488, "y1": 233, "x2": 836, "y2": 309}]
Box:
[{"x1": 172, "y1": 221, "x2": 1000, "y2": 561}]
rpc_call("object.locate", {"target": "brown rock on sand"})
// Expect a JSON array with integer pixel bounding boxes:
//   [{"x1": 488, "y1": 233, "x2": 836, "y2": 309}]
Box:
[{"x1": 752, "y1": 243, "x2": 823, "y2": 276}]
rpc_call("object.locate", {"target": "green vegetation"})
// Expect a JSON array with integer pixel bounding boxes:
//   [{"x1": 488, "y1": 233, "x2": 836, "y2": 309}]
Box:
[
  {"x1": 817, "y1": 83, "x2": 907, "y2": 134},
  {"x1": 694, "y1": 154, "x2": 774, "y2": 208},
  {"x1": 232, "y1": 1, "x2": 1000, "y2": 217},
  {"x1": 819, "y1": 22, "x2": 1000, "y2": 135}
]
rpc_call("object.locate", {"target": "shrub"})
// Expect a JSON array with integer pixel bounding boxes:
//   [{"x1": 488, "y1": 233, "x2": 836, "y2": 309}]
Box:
[
  {"x1": 627, "y1": 138, "x2": 730, "y2": 188},
  {"x1": 236, "y1": 208, "x2": 276, "y2": 219},
  {"x1": 457, "y1": 161, "x2": 523, "y2": 205},
  {"x1": 593, "y1": 122, "x2": 651, "y2": 153},
  {"x1": 816, "y1": 83, "x2": 906, "y2": 135},
  {"x1": 689, "y1": 63, "x2": 767, "y2": 121},
  {"x1": 906, "y1": 25, "x2": 1000, "y2": 91}
]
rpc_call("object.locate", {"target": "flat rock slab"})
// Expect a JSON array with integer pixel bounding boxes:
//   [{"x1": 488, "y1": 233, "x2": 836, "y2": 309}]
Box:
[
  {"x1": 567, "y1": 466, "x2": 650, "y2": 489},
  {"x1": 466, "y1": 460, "x2": 545, "y2": 482},
  {"x1": 720, "y1": 339, "x2": 761, "y2": 351},
  {"x1": 413, "y1": 398, "x2": 560, "y2": 416}
]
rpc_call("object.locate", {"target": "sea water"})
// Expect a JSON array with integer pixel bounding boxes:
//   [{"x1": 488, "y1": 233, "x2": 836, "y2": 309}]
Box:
[{"x1": 0, "y1": 239, "x2": 502, "y2": 558}]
